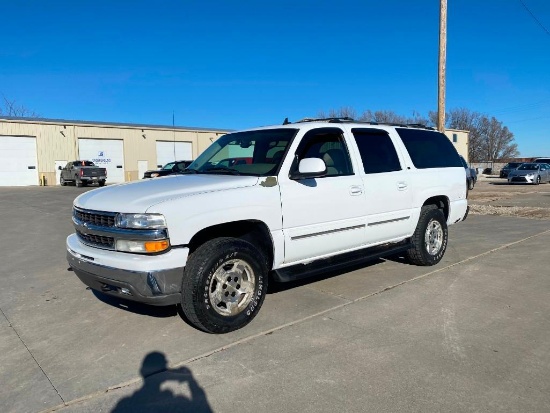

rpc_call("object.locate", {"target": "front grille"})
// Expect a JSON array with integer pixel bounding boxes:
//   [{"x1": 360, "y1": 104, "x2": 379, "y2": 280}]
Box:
[
  {"x1": 76, "y1": 230, "x2": 115, "y2": 249},
  {"x1": 511, "y1": 177, "x2": 527, "y2": 182},
  {"x1": 74, "y1": 208, "x2": 116, "y2": 227}
]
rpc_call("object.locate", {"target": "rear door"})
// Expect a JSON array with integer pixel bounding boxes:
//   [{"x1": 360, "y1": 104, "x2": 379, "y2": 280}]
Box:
[{"x1": 348, "y1": 128, "x2": 414, "y2": 244}]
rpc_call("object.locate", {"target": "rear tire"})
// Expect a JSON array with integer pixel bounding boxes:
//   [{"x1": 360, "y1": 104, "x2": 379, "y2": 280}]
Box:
[
  {"x1": 75, "y1": 176, "x2": 82, "y2": 187},
  {"x1": 98, "y1": 181, "x2": 105, "y2": 187},
  {"x1": 181, "y1": 237, "x2": 268, "y2": 334},
  {"x1": 468, "y1": 178, "x2": 474, "y2": 190},
  {"x1": 406, "y1": 205, "x2": 448, "y2": 266}
]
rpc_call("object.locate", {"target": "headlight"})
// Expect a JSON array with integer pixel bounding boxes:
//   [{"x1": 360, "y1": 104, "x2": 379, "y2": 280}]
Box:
[
  {"x1": 116, "y1": 239, "x2": 170, "y2": 253},
  {"x1": 115, "y1": 213, "x2": 167, "y2": 229},
  {"x1": 525, "y1": 174, "x2": 534, "y2": 179},
  {"x1": 150, "y1": 172, "x2": 160, "y2": 178}
]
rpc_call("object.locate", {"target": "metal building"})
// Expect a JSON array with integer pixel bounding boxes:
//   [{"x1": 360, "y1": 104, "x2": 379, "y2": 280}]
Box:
[{"x1": 0, "y1": 116, "x2": 229, "y2": 186}]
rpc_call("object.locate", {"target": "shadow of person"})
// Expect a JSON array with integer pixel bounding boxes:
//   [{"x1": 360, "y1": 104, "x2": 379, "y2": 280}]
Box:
[{"x1": 112, "y1": 352, "x2": 213, "y2": 413}]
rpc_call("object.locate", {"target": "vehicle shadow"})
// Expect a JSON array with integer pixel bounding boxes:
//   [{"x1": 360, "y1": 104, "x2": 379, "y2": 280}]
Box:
[
  {"x1": 111, "y1": 351, "x2": 213, "y2": 413},
  {"x1": 91, "y1": 289, "x2": 179, "y2": 318}
]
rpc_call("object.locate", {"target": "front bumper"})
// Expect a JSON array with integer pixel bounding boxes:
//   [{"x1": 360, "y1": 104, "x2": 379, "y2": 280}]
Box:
[
  {"x1": 67, "y1": 234, "x2": 187, "y2": 306},
  {"x1": 508, "y1": 176, "x2": 535, "y2": 184}
]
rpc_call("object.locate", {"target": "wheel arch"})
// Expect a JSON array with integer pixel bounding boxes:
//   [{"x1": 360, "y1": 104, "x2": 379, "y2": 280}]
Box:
[
  {"x1": 188, "y1": 220, "x2": 274, "y2": 269},
  {"x1": 422, "y1": 196, "x2": 449, "y2": 221}
]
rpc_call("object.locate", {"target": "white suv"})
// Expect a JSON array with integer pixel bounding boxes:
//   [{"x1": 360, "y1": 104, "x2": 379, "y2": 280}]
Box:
[{"x1": 67, "y1": 118, "x2": 468, "y2": 333}]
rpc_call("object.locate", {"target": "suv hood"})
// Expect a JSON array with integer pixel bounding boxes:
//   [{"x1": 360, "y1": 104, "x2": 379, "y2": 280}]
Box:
[{"x1": 74, "y1": 174, "x2": 260, "y2": 213}]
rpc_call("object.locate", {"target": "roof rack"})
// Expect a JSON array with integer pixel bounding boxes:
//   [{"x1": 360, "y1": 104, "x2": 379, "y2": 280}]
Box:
[{"x1": 281, "y1": 117, "x2": 435, "y2": 130}]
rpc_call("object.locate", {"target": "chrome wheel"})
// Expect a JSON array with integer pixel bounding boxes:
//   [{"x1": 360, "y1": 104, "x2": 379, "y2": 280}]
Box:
[
  {"x1": 425, "y1": 219, "x2": 443, "y2": 256},
  {"x1": 209, "y1": 259, "x2": 256, "y2": 316}
]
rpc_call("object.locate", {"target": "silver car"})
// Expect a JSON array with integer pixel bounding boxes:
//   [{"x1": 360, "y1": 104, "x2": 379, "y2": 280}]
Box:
[{"x1": 508, "y1": 163, "x2": 550, "y2": 185}]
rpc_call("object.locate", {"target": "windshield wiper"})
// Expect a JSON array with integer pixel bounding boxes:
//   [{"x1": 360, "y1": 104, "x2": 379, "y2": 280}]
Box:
[{"x1": 204, "y1": 166, "x2": 241, "y2": 175}]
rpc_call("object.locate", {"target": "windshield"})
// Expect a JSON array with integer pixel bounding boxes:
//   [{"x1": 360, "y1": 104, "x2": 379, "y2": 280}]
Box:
[
  {"x1": 518, "y1": 164, "x2": 538, "y2": 171},
  {"x1": 187, "y1": 128, "x2": 297, "y2": 176},
  {"x1": 506, "y1": 163, "x2": 521, "y2": 168}
]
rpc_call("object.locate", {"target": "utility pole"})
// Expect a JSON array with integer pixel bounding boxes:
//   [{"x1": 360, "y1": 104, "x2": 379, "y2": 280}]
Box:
[{"x1": 438, "y1": 0, "x2": 447, "y2": 132}]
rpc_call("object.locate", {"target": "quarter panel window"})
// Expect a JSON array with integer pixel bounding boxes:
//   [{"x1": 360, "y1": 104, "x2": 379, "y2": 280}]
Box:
[
  {"x1": 396, "y1": 128, "x2": 462, "y2": 169},
  {"x1": 351, "y1": 128, "x2": 402, "y2": 174}
]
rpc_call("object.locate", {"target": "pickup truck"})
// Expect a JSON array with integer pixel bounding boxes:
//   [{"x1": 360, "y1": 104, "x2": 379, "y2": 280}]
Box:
[
  {"x1": 59, "y1": 160, "x2": 107, "y2": 187},
  {"x1": 66, "y1": 119, "x2": 468, "y2": 333}
]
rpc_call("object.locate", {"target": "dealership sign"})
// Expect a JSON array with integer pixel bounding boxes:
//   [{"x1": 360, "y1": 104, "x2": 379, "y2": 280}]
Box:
[{"x1": 92, "y1": 151, "x2": 111, "y2": 164}]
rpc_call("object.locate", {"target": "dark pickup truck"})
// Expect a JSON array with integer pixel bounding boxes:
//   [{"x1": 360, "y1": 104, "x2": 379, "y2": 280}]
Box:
[{"x1": 59, "y1": 160, "x2": 107, "y2": 187}]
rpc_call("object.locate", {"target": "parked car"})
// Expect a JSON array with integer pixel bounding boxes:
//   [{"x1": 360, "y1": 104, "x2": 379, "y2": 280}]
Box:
[
  {"x1": 508, "y1": 163, "x2": 550, "y2": 185},
  {"x1": 143, "y1": 160, "x2": 192, "y2": 178},
  {"x1": 500, "y1": 162, "x2": 522, "y2": 178},
  {"x1": 67, "y1": 119, "x2": 468, "y2": 333},
  {"x1": 59, "y1": 160, "x2": 107, "y2": 187},
  {"x1": 459, "y1": 156, "x2": 475, "y2": 190},
  {"x1": 533, "y1": 157, "x2": 550, "y2": 164}
]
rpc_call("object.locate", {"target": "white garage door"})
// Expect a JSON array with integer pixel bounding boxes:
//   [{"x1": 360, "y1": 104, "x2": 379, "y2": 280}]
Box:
[
  {"x1": 78, "y1": 139, "x2": 125, "y2": 184},
  {"x1": 156, "y1": 141, "x2": 192, "y2": 168},
  {"x1": 0, "y1": 136, "x2": 38, "y2": 186}
]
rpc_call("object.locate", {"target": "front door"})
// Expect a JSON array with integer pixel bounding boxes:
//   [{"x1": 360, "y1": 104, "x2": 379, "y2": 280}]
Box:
[{"x1": 279, "y1": 128, "x2": 367, "y2": 264}]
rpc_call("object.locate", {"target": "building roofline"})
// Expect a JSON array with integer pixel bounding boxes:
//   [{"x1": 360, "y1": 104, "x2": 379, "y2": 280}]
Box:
[{"x1": 0, "y1": 115, "x2": 232, "y2": 133}]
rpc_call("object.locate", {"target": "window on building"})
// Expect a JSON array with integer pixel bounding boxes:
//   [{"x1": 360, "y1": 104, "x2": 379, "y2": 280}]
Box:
[{"x1": 453, "y1": 133, "x2": 458, "y2": 143}]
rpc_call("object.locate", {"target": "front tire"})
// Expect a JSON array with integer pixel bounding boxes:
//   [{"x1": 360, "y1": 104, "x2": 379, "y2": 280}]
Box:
[
  {"x1": 181, "y1": 237, "x2": 268, "y2": 334},
  {"x1": 535, "y1": 175, "x2": 541, "y2": 185},
  {"x1": 406, "y1": 205, "x2": 448, "y2": 266},
  {"x1": 60, "y1": 176, "x2": 66, "y2": 186},
  {"x1": 468, "y1": 178, "x2": 474, "y2": 190}
]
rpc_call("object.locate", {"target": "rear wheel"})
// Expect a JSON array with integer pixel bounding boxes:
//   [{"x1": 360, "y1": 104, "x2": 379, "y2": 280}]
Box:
[
  {"x1": 181, "y1": 237, "x2": 268, "y2": 334},
  {"x1": 406, "y1": 205, "x2": 448, "y2": 266},
  {"x1": 98, "y1": 181, "x2": 105, "y2": 187},
  {"x1": 75, "y1": 176, "x2": 82, "y2": 187}
]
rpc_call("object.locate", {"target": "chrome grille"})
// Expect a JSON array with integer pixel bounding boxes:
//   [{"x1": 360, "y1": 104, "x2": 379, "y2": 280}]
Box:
[
  {"x1": 76, "y1": 230, "x2": 115, "y2": 249},
  {"x1": 73, "y1": 208, "x2": 116, "y2": 227}
]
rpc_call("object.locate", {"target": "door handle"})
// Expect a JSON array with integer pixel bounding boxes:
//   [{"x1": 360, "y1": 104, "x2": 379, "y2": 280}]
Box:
[
  {"x1": 349, "y1": 185, "x2": 363, "y2": 196},
  {"x1": 397, "y1": 182, "x2": 408, "y2": 190}
]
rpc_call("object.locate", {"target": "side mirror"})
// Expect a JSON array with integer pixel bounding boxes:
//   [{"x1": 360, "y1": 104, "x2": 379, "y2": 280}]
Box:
[
  {"x1": 290, "y1": 158, "x2": 327, "y2": 180},
  {"x1": 58, "y1": 166, "x2": 63, "y2": 170}
]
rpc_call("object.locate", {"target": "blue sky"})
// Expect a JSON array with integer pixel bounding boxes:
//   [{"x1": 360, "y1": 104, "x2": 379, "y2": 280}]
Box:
[{"x1": 1, "y1": 0, "x2": 549, "y2": 156}]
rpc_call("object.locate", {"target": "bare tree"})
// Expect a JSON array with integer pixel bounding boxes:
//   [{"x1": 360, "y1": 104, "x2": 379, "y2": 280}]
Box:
[
  {"x1": 317, "y1": 106, "x2": 357, "y2": 119},
  {"x1": 0, "y1": 96, "x2": 40, "y2": 117},
  {"x1": 443, "y1": 108, "x2": 518, "y2": 162},
  {"x1": 318, "y1": 106, "x2": 519, "y2": 162}
]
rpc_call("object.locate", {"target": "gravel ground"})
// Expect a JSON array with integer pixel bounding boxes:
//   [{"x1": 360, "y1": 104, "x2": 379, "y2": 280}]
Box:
[{"x1": 468, "y1": 176, "x2": 550, "y2": 220}]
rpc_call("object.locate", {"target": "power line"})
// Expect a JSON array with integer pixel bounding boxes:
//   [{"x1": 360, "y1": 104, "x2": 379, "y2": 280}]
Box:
[{"x1": 519, "y1": 0, "x2": 550, "y2": 37}]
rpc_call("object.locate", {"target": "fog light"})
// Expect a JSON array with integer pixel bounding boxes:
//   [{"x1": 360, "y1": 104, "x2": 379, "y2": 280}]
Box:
[{"x1": 120, "y1": 288, "x2": 131, "y2": 295}]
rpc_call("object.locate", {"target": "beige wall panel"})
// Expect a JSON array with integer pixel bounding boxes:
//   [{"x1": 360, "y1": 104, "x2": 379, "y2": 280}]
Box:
[
  {"x1": 1, "y1": 118, "x2": 229, "y2": 185},
  {"x1": 444, "y1": 129, "x2": 469, "y2": 162}
]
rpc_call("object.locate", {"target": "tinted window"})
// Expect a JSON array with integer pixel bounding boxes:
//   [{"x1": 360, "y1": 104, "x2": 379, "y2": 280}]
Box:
[
  {"x1": 351, "y1": 128, "x2": 401, "y2": 174},
  {"x1": 294, "y1": 128, "x2": 353, "y2": 177},
  {"x1": 396, "y1": 128, "x2": 462, "y2": 169}
]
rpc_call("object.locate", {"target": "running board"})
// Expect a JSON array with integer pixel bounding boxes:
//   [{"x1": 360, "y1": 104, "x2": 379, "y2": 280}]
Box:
[{"x1": 273, "y1": 241, "x2": 412, "y2": 283}]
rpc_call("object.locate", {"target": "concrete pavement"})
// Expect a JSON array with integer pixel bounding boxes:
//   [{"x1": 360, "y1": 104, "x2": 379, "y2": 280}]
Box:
[{"x1": 1, "y1": 187, "x2": 549, "y2": 412}]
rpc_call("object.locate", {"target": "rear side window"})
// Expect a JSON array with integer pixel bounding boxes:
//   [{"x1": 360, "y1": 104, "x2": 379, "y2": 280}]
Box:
[
  {"x1": 396, "y1": 128, "x2": 462, "y2": 168},
  {"x1": 351, "y1": 128, "x2": 401, "y2": 174}
]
